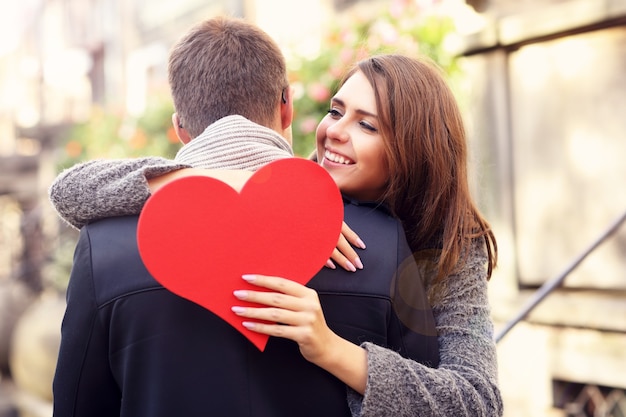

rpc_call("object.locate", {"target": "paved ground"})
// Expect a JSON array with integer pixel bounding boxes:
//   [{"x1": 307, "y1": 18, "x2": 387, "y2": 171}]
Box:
[{"x1": 0, "y1": 377, "x2": 17, "y2": 417}]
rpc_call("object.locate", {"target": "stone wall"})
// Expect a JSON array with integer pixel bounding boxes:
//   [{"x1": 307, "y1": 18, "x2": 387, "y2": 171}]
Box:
[{"x1": 459, "y1": 0, "x2": 626, "y2": 414}]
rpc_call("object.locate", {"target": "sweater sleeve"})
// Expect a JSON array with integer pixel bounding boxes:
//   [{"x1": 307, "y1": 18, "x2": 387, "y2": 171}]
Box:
[
  {"x1": 49, "y1": 158, "x2": 190, "y2": 229},
  {"x1": 347, "y1": 239, "x2": 503, "y2": 417}
]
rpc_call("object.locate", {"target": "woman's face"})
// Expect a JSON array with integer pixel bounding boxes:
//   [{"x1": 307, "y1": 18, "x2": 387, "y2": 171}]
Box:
[{"x1": 315, "y1": 70, "x2": 389, "y2": 201}]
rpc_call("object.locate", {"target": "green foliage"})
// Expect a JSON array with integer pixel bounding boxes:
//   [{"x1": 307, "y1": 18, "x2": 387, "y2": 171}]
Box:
[
  {"x1": 288, "y1": 1, "x2": 459, "y2": 156},
  {"x1": 58, "y1": 94, "x2": 179, "y2": 170},
  {"x1": 58, "y1": 2, "x2": 459, "y2": 163},
  {"x1": 53, "y1": 95, "x2": 180, "y2": 290},
  {"x1": 50, "y1": 3, "x2": 460, "y2": 290}
]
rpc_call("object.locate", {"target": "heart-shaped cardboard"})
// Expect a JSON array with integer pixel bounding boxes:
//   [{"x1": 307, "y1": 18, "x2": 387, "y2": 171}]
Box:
[{"x1": 137, "y1": 158, "x2": 343, "y2": 351}]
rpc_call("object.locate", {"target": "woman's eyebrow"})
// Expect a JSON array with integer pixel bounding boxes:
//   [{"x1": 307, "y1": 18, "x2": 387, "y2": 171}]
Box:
[
  {"x1": 330, "y1": 97, "x2": 344, "y2": 106},
  {"x1": 331, "y1": 97, "x2": 378, "y2": 118}
]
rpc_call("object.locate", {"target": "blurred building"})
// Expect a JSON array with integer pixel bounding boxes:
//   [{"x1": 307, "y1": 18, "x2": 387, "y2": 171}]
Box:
[
  {"x1": 458, "y1": 0, "x2": 626, "y2": 415},
  {"x1": 0, "y1": 0, "x2": 625, "y2": 416},
  {"x1": 0, "y1": 1, "x2": 335, "y2": 415}
]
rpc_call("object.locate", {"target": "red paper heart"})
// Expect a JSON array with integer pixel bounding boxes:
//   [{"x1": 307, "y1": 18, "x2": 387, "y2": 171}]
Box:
[{"x1": 137, "y1": 159, "x2": 343, "y2": 351}]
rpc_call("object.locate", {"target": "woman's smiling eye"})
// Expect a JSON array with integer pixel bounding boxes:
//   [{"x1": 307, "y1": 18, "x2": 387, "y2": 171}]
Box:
[
  {"x1": 328, "y1": 108, "x2": 343, "y2": 118},
  {"x1": 327, "y1": 103, "x2": 378, "y2": 133},
  {"x1": 359, "y1": 121, "x2": 378, "y2": 132}
]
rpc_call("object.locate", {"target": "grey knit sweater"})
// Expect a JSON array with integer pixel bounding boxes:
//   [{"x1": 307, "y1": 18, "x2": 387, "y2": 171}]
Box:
[{"x1": 49, "y1": 115, "x2": 503, "y2": 416}]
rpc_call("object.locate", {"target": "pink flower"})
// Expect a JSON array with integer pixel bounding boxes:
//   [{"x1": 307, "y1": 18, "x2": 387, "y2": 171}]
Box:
[
  {"x1": 391, "y1": 0, "x2": 410, "y2": 18},
  {"x1": 299, "y1": 117, "x2": 318, "y2": 134},
  {"x1": 340, "y1": 29, "x2": 357, "y2": 44},
  {"x1": 330, "y1": 65, "x2": 345, "y2": 78},
  {"x1": 374, "y1": 21, "x2": 399, "y2": 45},
  {"x1": 355, "y1": 47, "x2": 369, "y2": 61},
  {"x1": 308, "y1": 83, "x2": 331, "y2": 103},
  {"x1": 340, "y1": 47, "x2": 355, "y2": 64}
]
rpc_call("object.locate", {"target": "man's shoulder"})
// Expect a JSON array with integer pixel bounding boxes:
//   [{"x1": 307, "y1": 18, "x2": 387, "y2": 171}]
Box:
[
  {"x1": 342, "y1": 199, "x2": 400, "y2": 238},
  {"x1": 85, "y1": 214, "x2": 140, "y2": 232},
  {"x1": 341, "y1": 199, "x2": 413, "y2": 271},
  {"x1": 80, "y1": 216, "x2": 141, "y2": 260},
  {"x1": 81, "y1": 215, "x2": 141, "y2": 258},
  {"x1": 80, "y1": 215, "x2": 160, "y2": 302}
]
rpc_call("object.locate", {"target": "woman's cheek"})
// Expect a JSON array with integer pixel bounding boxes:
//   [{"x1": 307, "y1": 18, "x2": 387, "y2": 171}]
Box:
[
  {"x1": 315, "y1": 116, "x2": 330, "y2": 141},
  {"x1": 315, "y1": 118, "x2": 331, "y2": 159}
]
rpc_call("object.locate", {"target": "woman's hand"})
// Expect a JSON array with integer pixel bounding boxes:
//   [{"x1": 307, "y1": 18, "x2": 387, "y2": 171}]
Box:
[
  {"x1": 232, "y1": 274, "x2": 335, "y2": 364},
  {"x1": 326, "y1": 222, "x2": 366, "y2": 272},
  {"x1": 232, "y1": 274, "x2": 368, "y2": 394}
]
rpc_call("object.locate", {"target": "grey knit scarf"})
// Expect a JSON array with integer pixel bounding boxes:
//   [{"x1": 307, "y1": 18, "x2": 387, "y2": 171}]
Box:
[{"x1": 175, "y1": 115, "x2": 294, "y2": 171}]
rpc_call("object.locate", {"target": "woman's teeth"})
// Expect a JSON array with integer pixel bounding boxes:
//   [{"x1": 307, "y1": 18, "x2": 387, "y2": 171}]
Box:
[{"x1": 325, "y1": 150, "x2": 353, "y2": 165}]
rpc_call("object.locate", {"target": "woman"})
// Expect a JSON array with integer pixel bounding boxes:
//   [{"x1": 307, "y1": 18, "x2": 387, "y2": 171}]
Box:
[
  {"x1": 50, "y1": 54, "x2": 501, "y2": 416},
  {"x1": 230, "y1": 55, "x2": 501, "y2": 416}
]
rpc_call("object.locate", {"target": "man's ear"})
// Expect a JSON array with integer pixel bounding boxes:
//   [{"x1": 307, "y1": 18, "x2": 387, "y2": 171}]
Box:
[
  {"x1": 280, "y1": 87, "x2": 294, "y2": 131},
  {"x1": 172, "y1": 113, "x2": 191, "y2": 144}
]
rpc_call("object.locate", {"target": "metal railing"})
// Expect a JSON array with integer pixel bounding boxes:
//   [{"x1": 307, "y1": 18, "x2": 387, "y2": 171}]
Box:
[
  {"x1": 495, "y1": 209, "x2": 626, "y2": 344},
  {"x1": 564, "y1": 384, "x2": 626, "y2": 417}
]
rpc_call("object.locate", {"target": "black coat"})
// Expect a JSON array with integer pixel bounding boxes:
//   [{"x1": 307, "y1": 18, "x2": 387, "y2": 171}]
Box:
[{"x1": 53, "y1": 199, "x2": 438, "y2": 417}]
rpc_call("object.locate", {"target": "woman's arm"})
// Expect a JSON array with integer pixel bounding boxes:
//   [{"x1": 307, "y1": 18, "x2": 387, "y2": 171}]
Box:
[
  {"x1": 231, "y1": 274, "x2": 369, "y2": 393},
  {"x1": 49, "y1": 159, "x2": 259, "y2": 228},
  {"x1": 49, "y1": 158, "x2": 190, "y2": 229},
  {"x1": 347, "y1": 239, "x2": 503, "y2": 417},
  {"x1": 233, "y1": 239, "x2": 502, "y2": 417},
  {"x1": 50, "y1": 158, "x2": 366, "y2": 270}
]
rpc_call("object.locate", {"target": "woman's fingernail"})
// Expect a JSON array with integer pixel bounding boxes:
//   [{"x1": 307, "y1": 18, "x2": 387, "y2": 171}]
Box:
[
  {"x1": 353, "y1": 256, "x2": 364, "y2": 270},
  {"x1": 242, "y1": 274, "x2": 256, "y2": 282},
  {"x1": 242, "y1": 321, "x2": 256, "y2": 329},
  {"x1": 326, "y1": 259, "x2": 336, "y2": 269},
  {"x1": 231, "y1": 306, "x2": 246, "y2": 314},
  {"x1": 356, "y1": 238, "x2": 366, "y2": 249},
  {"x1": 233, "y1": 290, "x2": 248, "y2": 299},
  {"x1": 345, "y1": 261, "x2": 357, "y2": 272}
]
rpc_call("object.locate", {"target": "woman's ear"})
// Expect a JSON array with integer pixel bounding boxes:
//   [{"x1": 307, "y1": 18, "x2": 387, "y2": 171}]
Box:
[{"x1": 172, "y1": 113, "x2": 192, "y2": 144}]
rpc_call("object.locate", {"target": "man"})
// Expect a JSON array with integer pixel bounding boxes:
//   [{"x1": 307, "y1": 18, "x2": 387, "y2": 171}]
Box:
[{"x1": 52, "y1": 16, "x2": 438, "y2": 417}]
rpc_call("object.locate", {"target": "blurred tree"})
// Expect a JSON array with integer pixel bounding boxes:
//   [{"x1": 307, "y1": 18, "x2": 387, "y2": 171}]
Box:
[
  {"x1": 288, "y1": 0, "x2": 459, "y2": 156},
  {"x1": 52, "y1": 94, "x2": 180, "y2": 290},
  {"x1": 58, "y1": 94, "x2": 179, "y2": 170},
  {"x1": 58, "y1": 2, "x2": 458, "y2": 162},
  {"x1": 50, "y1": 1, "x2": 459, "y2": 290}
]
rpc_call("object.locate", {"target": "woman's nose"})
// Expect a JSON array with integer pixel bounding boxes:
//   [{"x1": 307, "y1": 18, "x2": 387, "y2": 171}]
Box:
[{"x1": 326, "y1": 120, "x2": 349, "y2": 142}]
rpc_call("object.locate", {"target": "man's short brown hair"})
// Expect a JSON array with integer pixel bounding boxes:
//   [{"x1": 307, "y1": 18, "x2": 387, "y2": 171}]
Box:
[{"x1": 168, "y1": 16, "x2": 288, "y2": 138}]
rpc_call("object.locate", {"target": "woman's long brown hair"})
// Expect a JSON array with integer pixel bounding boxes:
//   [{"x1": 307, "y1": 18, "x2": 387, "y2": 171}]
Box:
[{"x1": 347, "y1": 55, "x2": 497, "y2": 283}]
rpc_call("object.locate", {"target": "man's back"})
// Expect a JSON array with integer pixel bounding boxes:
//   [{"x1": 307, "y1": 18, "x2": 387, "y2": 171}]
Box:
[
  {"x1": 54, "y1": 215, "x2": 262, "y2": 416},
  {"x1": 53, "y1": 201, "x2": 437, "y2": 417}
]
